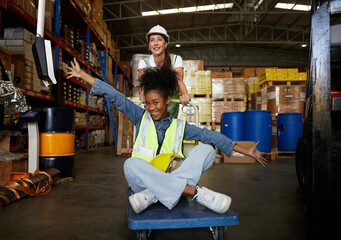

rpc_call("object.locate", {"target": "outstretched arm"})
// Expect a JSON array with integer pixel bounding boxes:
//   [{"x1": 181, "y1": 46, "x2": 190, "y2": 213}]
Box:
[
  {"x1": 66, "y1": 58, "x2": 145, "y2": 126},
  {"x1": 66, "y1": 58, "x2": 95, "y2": 85},
  {"x1": 233, "y1": 142, "x2": 268, "y2": 167}
]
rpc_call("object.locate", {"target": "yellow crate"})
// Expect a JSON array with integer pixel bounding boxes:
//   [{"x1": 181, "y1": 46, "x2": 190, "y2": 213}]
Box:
[
  {"x1": 287, "y1": 73, "x2": 299, "y2": 80},
  {"x1": 298, "y1": 72, "x2": 307, "y2": 80},
  {"x1": 263, "y1": 68, "x2": 277, "y2": 74},
  {"x1": 258, "y1": 68, "x2": 277, "y2": 83},
  {"x1": 287, "y1": 68, "x2": 299, "y2": 74},
  {"x1": 276, "y1": 69, "x2": 287, "y2": 80}
]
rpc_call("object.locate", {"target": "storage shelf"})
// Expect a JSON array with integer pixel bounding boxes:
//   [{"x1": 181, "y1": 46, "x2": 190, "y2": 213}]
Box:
[
  {"x1": 65, "y1": 100, "x2": 87, "y2": 110},
  {"x1": 88, "y1": 107, "x2": 106, "y2": 115},
  {"x1": 75, "y1": 125, "x2": 105, "y2": 130},
  {"x1": 5, "y1": 0, "x2": 124, "y2": 150},
  {"x1": 7, "y1": 0, "x2": 130, "y2": 83},
  {"x1": 20, "y1": 88, "x2": 54, "y2": 101},
  {"x1": 87, "y1": 126, "x2": 105, "y2": 130},
  {"x1": 65, "y1": 75, "x2": 90, "y2": 90},
  {"x1": 64, "y1": 100, "x2": 106, "y2": 115}
]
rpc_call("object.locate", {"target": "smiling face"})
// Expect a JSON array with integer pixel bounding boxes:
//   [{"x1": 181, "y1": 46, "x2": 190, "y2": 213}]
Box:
[
  {"x1": 148, "y1": 34, "x2": 168, "y2": 56},
  {"x1": 145, "y1": 90, "x2": 170, "y2": 121}
]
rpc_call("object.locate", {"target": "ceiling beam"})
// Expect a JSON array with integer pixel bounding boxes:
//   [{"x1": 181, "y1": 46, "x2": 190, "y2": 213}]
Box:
[{"x1": 116, "y1": 23, "x2": 309, "y2": 49}]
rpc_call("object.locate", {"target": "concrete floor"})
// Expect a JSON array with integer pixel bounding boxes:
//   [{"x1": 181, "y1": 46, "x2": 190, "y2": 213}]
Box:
[{"x1": 0, "y1": 146, "x2": 306, "y2": 240}]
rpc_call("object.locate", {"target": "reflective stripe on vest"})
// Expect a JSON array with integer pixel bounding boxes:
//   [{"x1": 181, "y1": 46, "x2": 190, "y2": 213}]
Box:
[
  {"x1": 132, "y1": 111, "x2": 186, "y2": 162},
  {"x1": 143, "y1": 54, "x2": 180, "y2": 115}
]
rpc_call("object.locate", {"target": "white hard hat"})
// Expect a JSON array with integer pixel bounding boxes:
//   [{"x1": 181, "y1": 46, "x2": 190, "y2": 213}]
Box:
[{"x1": 146, "y1": 25, "x2": 169, "y2": 42}]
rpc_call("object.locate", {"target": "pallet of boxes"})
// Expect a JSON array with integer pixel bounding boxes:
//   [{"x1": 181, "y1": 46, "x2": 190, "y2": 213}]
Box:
[
  {"x1": 179, "y1": 60, "x2": 224, "y2": 163},
  {"x1": 211, "y1": 71, "x2": 251, "y2": 164},
  {"x1": 251, "y1": 68, "x2": 307, "y2": 159},
  {"x1": 0, "y1": 28, "x2": 50, "y2": 94}
]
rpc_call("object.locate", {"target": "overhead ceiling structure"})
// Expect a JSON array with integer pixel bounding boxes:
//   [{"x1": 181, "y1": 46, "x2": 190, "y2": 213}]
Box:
[{"x1": 103, "y1": 0, "x2": 311, "y2": 66}]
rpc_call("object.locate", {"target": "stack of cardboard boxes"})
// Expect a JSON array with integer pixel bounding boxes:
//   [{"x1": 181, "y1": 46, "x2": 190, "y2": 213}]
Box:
[
  {"x1": 0, "y1": 28, "x2": 49, "y2": 93},
  {"x1": 211, "y1": 72, "x2": 247, "y2": 125}
]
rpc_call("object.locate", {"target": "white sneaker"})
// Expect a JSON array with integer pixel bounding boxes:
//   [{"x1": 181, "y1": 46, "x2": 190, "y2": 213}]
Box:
[
  {"x1": 193, "y1": 186, "x2": 231, "y2": 214},
  {"x1": 129, "y1": 189, "x2": 158, "y2": 214}
]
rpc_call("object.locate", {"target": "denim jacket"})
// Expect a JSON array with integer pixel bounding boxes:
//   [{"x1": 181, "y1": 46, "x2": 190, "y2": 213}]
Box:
[{"x1": 90, "y1": 79, "x2": 235, "y2": 157}]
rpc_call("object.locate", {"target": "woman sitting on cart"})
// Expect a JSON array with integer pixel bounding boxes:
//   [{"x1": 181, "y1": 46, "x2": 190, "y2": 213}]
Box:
[{"x1": 67, "y1": 58, "x2": 268, "y2": 214}]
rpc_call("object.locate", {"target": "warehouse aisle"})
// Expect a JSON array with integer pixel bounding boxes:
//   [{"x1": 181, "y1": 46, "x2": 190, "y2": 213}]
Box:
[{"x1": 0, "y1": 146, "x2": 306, "y2": 240}]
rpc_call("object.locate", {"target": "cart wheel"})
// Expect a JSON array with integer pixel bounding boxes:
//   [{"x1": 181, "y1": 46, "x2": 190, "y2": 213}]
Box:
[
  {"x1": 135, "y1": 230, "x2": 148, "y2": 240},
  {"x1": 210, "y1": 226, "x2": 224, "y2": 240}
]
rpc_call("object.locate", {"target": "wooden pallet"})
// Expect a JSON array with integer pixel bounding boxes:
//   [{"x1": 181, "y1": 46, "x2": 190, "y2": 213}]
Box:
[
  {"x1": 190, "y1": 94, "x2": 212, "y2": 99},
  {"x1": 88, "y1": 143, "x2": 104, "y2": 149},
  {"x1": 213, "y1": 97, "x2": 247, "y2": 102},
  {"x1": 214, "y1": 153, "x2": 222, "y2": 164},
  {"x1": 277, "y1": 151, "x2": 296, "y2": 158},
  {"x1": 120, "y1": 148, "x2": 133, "y2": 157},
  {"x1": 117, "y1": 112, "x2": 134, "y2": 156},
  {"x1": 264, "y1": 151, "x2": 277, "y2": 161},
  {"x1": 259, "y1": 80, "x2": 306, "y2": 88}
]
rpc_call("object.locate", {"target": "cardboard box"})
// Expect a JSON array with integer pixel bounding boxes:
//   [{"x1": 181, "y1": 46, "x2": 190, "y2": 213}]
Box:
[
  {"x1": 183, "y1": 60, "x2": 204, "y2": 71},
  {"x1": 212, "y1": 72, "x2": 233, "y2": 78},
  {"x1": 0, "y1": 157, "x2": 28, "y2": 185},
  {"x1": 243, "y1": 68, "x2": 256, "y2": 77},
  {"x1": 0, "y1": 47, "x2": 12, "y2": 71},
  {"x1": 223, "y1": 141, "x2": 256, "y2": 163},
  {"x1": 4, "y1": 28, "x2": 35, "y2": 43}
]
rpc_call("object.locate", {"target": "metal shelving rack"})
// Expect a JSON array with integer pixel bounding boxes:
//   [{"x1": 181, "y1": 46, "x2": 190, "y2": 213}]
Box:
[{"x1": 3, "y1": 0, "x2": 133, "y2": 150}]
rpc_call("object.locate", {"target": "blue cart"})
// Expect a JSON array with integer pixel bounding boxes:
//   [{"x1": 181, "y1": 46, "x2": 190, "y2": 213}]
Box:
[{"x1": 127, "y1": 189, "x2": 240, "y2": 240}]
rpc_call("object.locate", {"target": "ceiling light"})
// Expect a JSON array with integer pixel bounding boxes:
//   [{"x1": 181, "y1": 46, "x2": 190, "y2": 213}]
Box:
[
  {"x1": 275, "y1": 3, "x2": 295, "y2": 10},
  {"x1": 158, "y1": 9, "x2": 179, "y2": 15},
  {"x1": 142, "y1": 11, "x2": 159, "y2": 16},
  {"x1": 275, "y1": 2, "x2": 311, "y2": 11},
  {"x1": 216, "y1": 3, "x2": 234, "y2": 9},
  {"x1": 293, "y1": 4, "x2": 311, "y2": 11},
  {"x1": 142, "y1": 3, "x2": 234, "y2": 16},
  {"x1": 199, "y1": 4, "x2": 215, "y2": 11},
  {"x1": 254, "y1": 0, "x2": 264, "y2": 9},
  {"x1": 176, "y1": 44, "x2": 181, "y2": 47},
  {"x1": 301, "y1": 44, "x2": 307, "y2": 47},
  {"x1": 179, "y1": 7, "x2": 197, "y2": 12}
]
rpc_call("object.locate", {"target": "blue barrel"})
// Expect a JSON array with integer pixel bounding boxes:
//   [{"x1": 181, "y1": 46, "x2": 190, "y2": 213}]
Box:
[
  {"x1": 277, "y1": 113, "x2": 302, "y2": 151},
  {"x1": 243, "y1": 110, "x2": 272, "y2": 153},
  {"x1": 221, "y1": 112, "x2": 244, "y2": 141}
]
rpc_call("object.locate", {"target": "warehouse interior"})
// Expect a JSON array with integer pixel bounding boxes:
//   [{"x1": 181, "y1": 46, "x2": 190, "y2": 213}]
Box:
[{"x1": 0, "y1": 0, "x2": 340, "y2": 240}]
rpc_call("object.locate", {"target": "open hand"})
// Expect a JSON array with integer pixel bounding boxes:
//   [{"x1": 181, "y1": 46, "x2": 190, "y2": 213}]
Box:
[
  {"x1": 66, "y1": 58, "x2": 81, "y2": 79},
  {"x1": 248, "y1": 141, "x2": 268, "y2": 167}
]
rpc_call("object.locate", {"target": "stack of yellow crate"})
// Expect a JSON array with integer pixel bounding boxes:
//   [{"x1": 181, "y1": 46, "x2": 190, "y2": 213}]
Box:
[
  {"x1": 257, "y1": 68, "x2": 277, "y2": 85},
  {"x1": 247, "y1": 77, "x2": 260, "y2": 94},
  {"x1": 183, "y1": 71, "x2": 212, "y2": 95},
  {"x1": 287, "y1": 68, "x2": 299, "y2": 80},
  {"x1": 276, "y1": 69, "x2": 288, "y2": 80},
  {"x1": 298, "y1": 72, "x2": 307, "y2": 80}
]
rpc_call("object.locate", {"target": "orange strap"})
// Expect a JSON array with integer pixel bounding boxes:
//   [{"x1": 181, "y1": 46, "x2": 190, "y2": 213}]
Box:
[
  {"x1": 3, "y1": 170, "x2": 53, "y2": 201},
  {"x1": 0, "y1": 194, "x2": 10, "y2": 209}
]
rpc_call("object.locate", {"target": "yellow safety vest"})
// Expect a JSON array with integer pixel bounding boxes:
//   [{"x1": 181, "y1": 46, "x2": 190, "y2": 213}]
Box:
[{"x1": 132, "y1": 111, "x2": 186, "y2": 162}]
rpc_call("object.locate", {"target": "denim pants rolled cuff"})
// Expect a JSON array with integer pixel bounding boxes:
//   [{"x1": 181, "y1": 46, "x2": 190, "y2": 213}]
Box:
[{"x1": 159, "y1": 178, "x2": 188, "y2": 210}]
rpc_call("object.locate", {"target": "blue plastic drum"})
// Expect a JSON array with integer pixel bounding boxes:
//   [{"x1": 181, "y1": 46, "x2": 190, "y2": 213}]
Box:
[
  {"x1": 277, "y1": 113, "x2": 302, "y2": 151},
  {"x1": 221, "y1": 112, "x2": 244, "y2": 141},
  {"x1": 243, "y1": 110, "x2": 272, "y2": 153}
]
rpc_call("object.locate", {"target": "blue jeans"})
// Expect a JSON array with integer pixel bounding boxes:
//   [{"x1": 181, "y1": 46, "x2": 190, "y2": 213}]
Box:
[{"x1": 123, "y1": 144, "x2": 216, "y2": 210}]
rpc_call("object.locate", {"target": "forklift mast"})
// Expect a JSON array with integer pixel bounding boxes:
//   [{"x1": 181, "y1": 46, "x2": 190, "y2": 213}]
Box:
[{"x1": 296, "y1": 0, "x2": 341, "y2": 238}]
